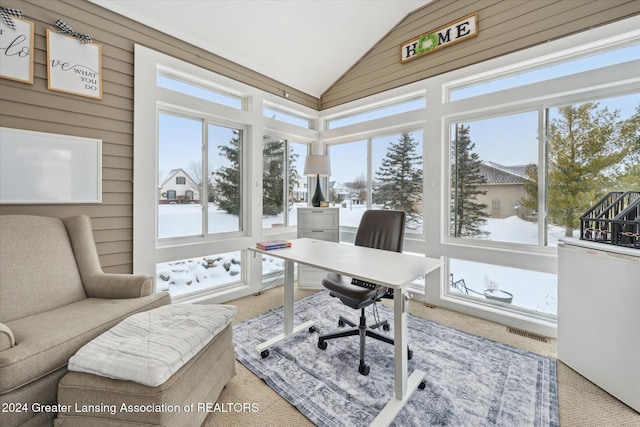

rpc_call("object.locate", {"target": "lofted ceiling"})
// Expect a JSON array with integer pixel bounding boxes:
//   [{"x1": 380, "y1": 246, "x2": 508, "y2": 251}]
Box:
[{"x1": 90, "y1": 0, "x2": 432, "y2": 98}]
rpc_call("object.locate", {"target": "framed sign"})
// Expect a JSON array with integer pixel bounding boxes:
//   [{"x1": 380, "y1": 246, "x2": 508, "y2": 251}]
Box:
[
  {"x1": 401, "y1": 13, "x2": 478, "y2": 63},
  {"x1": 46, "y1": 28, "x2": 102, "y2": 99},
  {"x1": 0, "y1": 127, "x2": 102, "y2": 204},
  {"x1": 0, "y1": 16, "x2": 34, "y2": 83}
]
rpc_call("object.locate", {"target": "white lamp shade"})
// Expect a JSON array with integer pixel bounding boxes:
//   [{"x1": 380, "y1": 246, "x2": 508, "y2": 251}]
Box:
[{"x1": 303, "y1": 155, "x2": 331, "y2": 177}]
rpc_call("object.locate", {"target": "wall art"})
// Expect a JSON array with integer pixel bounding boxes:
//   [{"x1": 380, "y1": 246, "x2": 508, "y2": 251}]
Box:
[{"x1": 47, "y1": 28, "x2": 102, "y2": 99}]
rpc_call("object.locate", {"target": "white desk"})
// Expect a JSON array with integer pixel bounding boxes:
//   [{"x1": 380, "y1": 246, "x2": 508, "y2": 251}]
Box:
[{"x1": 249, "y1": 238, "x2": 442, "y2": 426}]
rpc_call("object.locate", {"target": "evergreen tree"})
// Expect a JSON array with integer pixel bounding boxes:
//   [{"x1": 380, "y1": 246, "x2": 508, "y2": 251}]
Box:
[
  {"x1": 213, "y1": 130, "x2": 241, "y2": 215},
  {"x1": 261, "y1": 138, "x2": 300, "y2": 216},
  {"x1": 287, "y1": 145, "x2": 299, "y2": 206},
  {"x1": 547, "y1": 102, "x2": 636, "y2": 236},
  {"x1": 520, "y1": 163, "x2": 538, "y2": 212},
  {"x1": 451, "y1": 124, "x2": 488, "y2": 237},
  {"x1": 375, "y1": 132, "x2": 423, "y2": 226},
  {"x1": 262, "y1": 138, "x2": 284, "y2": 215}
]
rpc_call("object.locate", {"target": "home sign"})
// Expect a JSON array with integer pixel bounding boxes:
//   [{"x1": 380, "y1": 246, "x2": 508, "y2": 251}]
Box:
[{"x1": 400, "y1": 13, "x2": 478, "y2": 63}]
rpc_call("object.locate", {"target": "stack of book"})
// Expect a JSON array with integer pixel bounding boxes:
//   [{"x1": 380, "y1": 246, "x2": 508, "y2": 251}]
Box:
[{"x1": 255, "y1": 240, "x2": 292, "y2": 250}]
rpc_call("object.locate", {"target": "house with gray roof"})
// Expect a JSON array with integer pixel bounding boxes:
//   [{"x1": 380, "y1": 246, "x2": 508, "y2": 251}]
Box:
[{"x1": 477, "y1": 162, "x2": 535, "y2": 220}]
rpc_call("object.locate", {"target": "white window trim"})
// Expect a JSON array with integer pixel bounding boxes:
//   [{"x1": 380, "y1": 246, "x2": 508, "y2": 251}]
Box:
[{"x1": 133, "y1": 45, "x2": 319, "y2": 303}]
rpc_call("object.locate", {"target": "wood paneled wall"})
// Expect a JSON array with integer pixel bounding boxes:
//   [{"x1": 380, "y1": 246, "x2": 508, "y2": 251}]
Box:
[
  {"x1": 0, "y1": 0, "x2": 316, "y2": 273},
  {"x1": 320, "y1": 0, "x2": 640, "y2": 109}
]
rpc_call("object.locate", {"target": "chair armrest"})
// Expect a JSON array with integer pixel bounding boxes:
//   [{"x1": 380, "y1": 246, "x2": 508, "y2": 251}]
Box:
[
  {"x1": 84, "y1": 273, "x2": 153, "y2": 299},
  {"x1": 0, "y1": 323, "x2": 16, "y2": 351}
]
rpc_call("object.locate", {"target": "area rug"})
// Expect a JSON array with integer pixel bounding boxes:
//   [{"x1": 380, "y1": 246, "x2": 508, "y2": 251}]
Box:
[{"x1": 233, "y1": 291, "x2": 558, "y2": 426}]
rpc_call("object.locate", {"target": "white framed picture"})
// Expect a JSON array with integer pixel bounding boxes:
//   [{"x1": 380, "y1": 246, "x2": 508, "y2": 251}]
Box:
[
  {"x1": 0, "y1": 16, "x2": 34, "y2": 84},
  {"x1": 46, "y1": 28, "x2": 102, "y2": 99}
]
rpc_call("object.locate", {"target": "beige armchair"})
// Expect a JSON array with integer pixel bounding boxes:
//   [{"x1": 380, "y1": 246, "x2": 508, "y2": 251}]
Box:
[{"x1": 0, "y1": 215, "x2": 170, "y2": 427}]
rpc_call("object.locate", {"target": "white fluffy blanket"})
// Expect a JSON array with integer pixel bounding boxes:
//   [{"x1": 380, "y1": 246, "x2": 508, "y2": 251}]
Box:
[{"x1": 68, "y1": 303, "x2": 237, "y2": 387}]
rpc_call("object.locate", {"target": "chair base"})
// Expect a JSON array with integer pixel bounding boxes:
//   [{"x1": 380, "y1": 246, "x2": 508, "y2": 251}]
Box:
[{"x1": 317, "y1": 307, "x2": 412, "y2": 376}]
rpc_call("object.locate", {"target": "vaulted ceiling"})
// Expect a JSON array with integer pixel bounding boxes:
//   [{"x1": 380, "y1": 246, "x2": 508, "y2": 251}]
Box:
[{"x1": 90, "y1": 0, "x2": 432, "y2": 97}]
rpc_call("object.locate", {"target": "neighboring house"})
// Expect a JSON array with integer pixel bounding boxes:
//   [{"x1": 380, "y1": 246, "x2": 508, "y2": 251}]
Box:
[
  {"x1": 159, "y1": 169, "x2": 200, "y2": 204},
  {"x1": 477, "y1": 162, "x2": 535, "y2": 220},
  {"x1": 291, "y1": 170, "x2": 307, "y2": 202},
  {"x1": 329, "y1": 181, "x2": 352, "y2": 203}
]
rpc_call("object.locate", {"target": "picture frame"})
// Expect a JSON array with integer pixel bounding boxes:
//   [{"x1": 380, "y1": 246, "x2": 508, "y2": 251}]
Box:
[
  {"x1": 0, "y1": 16, "x2": 34, "y2": 84},
  {"x1": 46, "y1": 28, "x2": 102, "y2": 99}
]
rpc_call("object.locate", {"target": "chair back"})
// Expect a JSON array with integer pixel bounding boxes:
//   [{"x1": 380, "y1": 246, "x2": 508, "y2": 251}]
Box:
[{"x1": 354, "y1": 210, "x2": 405, "y2": 252}]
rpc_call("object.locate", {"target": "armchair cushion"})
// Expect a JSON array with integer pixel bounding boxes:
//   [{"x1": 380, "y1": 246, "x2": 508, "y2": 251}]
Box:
[
  {"x1": 0, "y1": 216, "x2": 86, "y2": 323},
  {"x1": 0, "y1": 322, "x2": 15, "y2": 351},
  {"x1": 0, "y1": 293, "x2": 170, "y2": 394}
]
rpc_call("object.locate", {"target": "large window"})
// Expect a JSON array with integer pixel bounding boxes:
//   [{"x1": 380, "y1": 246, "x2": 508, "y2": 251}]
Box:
[
  {"x1": 208, "y1": 124, "x2": 244, "y2": 234},
  {"x1": 158, "y1": 113, "x2": 203, "y2": 239},
  {"x1": 328, "y1": 140, "x2": 368, "y2": 227},
  {"x1": 157, "y1": 114, "x2": 245, "y2": 240},
  {"x1": 442, "y1": 28, "x2": 639, "y2": 325},
  {"x1": 136, "y1": 46, "x2": 319, "y2": 302},
  {"x1": 327, "y1": 131, "x2": 424, "y2": 235},
  {"x1": 450, "y1": 111, "x2": 539, "y2": 245},
  {"x1": 262, "y1": 136, "x2": 308, "y2": 229}
]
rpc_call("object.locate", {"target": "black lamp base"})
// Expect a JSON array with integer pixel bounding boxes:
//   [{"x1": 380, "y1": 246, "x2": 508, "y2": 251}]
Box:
[{"x1": 311, "y1": 174, "x2": 325, "y2": 207}]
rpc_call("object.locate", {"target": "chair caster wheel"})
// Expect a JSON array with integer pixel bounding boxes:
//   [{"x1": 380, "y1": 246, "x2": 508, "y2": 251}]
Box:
[
  {"x1": 358, "y1": 363, "x2": 370, "y2": 376},
  {"x1": 260, "y1": 349, "x2": 270, "y2": 358},
  {"x1": 318, "y1": 340, "x2": 327, "y2": 350},
  {"x1": 309, "y1": 326, "x2": 317, "y2": 333},
  {"x1": 338, "y1": 319, "x2": 345, "y2": 327},
  {"x1": 383, "y1": 323, "x2": 390, "y2": 331},
  {"x1": 408, "y1": 348, "x2": 413, "y2": 360},
  {"x1": 418, "y1": 380, "x2": 426, "y2": 390}
]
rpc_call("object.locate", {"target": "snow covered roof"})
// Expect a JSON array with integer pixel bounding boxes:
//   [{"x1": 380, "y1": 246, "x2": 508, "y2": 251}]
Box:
[
  {"x1": 479, "y1": 162, "x2": 530, "y2": 184},
  {"x1": 159, "y1": 168, "x2": 197, "y2": 186}
]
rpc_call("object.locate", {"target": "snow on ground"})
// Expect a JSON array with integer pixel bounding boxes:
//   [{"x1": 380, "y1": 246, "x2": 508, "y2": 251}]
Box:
[{"x1": 157, "y1": 204, "x2": 561, "y2": 314}]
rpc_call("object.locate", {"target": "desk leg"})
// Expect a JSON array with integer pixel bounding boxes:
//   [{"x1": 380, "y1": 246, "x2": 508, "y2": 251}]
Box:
[
  {"x1": 255, "y1": 260, "x2": 314, "y2": 356},
  {"x1": 371, "y1": 287, "x2": 426, "y2": 426}
]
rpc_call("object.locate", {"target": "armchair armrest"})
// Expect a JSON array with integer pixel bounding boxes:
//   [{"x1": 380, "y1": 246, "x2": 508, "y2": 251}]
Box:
[
  {"x1": 0, "y1": 322, "x2": 16, "y2": 351},
  {"x1": 84, "y1": 273, "x2": 153, "y2": 299}
]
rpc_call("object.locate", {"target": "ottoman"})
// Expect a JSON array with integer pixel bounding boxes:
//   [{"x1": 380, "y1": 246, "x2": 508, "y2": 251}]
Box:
[{"x1": 54, "y1": 304, "x2": 237, "y2": 427}]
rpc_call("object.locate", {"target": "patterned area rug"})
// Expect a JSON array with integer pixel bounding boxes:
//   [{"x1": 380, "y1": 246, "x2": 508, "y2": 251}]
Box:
[{"x1": 234, "y1": 291, "x2": 558, "y2": 426}]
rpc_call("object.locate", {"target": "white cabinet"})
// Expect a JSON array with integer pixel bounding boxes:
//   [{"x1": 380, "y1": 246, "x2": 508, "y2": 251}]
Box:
[
  {"x1": 297, "y1": 207, "x2": 339, "y2": 289},
  {"x1": 557, "y1": 238, "x2": 640, "y2": 412}
]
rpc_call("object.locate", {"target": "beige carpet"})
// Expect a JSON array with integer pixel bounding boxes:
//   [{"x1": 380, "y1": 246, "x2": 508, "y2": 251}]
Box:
[{"x1": 205, "y1": 286, "x2": 639, "y2": 427}]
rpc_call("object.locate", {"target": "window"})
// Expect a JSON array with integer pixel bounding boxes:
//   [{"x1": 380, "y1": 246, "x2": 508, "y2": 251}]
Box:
[
  {"x1": 136, "y1": 45, "x2": 318, "y2": 303},
  {"x1": 262, "y1": 136, "x2": 308, "y2": 229},
  {"x1": 448, "y1": 258, "x2": 557, "y2": 316},
  {"x1": 545, "y1": 94, "x2": 639, "y2": 245},
  {"x1": 264, "y1": 107, "x2": 312, "y2": 129},
  {"x1": 327, "y1": 96, "x2": 425, "y2": 129},
  {"x1": 448, "y1": 43, "x2": 640, "y2": 101},
  {"x1": 450, "y1": 111, "x2": 539, "y2": 245},
  {"x1": 156, "y1": 251, "x2": 242, "y2": 298},
  {"x1": 328, "y1": 131, "x2": 424, "y2": 235},
  {"x1": 328, "y1": 140, "x2": 368, "y2": 228},
  {"x1": 372, "y1": 131, "x2": 423, "y2": 234},
  {"x1": 208, "y1": 124, "x2": 244, "y2": 234},
  {"x1": 157, "y1": 113, "x2": 246, "y2": 240},
  {"x1": 157, "y1": 75, "x2": 242, "y2": 109},
  {"x1": 158, "y1": 113, "x2": 203, "y2": 239}
]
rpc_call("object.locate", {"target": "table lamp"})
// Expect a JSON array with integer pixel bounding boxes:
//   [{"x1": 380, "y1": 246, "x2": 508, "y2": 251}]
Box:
[{"x1": 304, "y1": 155, "x2": 331, "y2": 207}]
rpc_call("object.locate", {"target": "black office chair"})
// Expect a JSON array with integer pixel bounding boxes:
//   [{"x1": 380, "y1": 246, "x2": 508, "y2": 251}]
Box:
[{"x1": 317, "y1": 209, "x2": 412, "y2": 376}]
